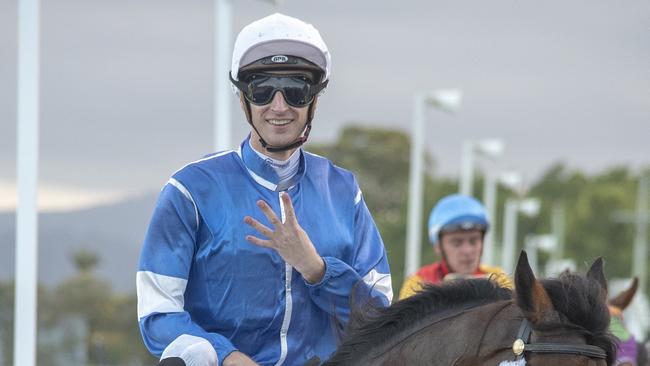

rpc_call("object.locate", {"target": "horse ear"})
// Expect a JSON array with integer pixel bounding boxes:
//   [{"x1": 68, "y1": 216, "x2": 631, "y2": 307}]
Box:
[
  {"x1": 514, "y1": 250, "x2": 557, "y2": 324},
  {"x1": 609, "y1": 277, "x2": 638, "y2": 311},
  {"x1": 586, "y1": 257, "x2": 608, "y2": 301}
]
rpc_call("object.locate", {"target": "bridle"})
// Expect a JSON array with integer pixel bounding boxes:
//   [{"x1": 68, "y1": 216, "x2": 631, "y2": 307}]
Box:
[{"x1": 510, "y1": 318, "x2": 607, "y2": 361}]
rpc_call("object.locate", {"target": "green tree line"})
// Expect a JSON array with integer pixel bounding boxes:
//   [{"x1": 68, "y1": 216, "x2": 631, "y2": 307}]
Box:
[
  {"x1": 0, "y1": 250, "x2": 156, "y2": 366},
  {"x1": 308, "y1": 126, "x2": 649, "y2": 293}
]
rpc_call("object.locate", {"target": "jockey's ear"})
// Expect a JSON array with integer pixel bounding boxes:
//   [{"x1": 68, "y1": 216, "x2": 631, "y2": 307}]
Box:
[
  {"x1": 609, "y1": 277, "x2": 638, "y2": 311},
  {"x1": 514, "y1": 251, "x2": 559, "y2": 325},
  {"x1": 586, "y1": 257, "x2": 608, "y2": 303}
]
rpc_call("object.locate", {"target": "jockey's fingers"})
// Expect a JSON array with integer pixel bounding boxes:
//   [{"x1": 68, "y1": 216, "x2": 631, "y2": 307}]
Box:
[
  {"x1": 281, "y1": 192, "x2": 297, "y2": 223},
  {"x1": 244, "y1": 216, "x2": 274, "y2": 238},
  {"x1": 245, "y1": 235, "x2": 273, "y2": 248},
  {"x1": 256, "y1": 200, "x2": 282, "y2": 226}
]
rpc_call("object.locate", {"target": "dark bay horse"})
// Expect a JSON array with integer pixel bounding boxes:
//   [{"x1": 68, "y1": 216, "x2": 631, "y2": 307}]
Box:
[{"x1": 318, "y1": 252, "x2": 617, "y2": 366}]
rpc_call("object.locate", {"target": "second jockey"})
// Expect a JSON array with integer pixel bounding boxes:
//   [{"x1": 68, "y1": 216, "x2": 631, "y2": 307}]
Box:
[{"x1": 399, "y1": 193, "x2": 511, "y2": 300}]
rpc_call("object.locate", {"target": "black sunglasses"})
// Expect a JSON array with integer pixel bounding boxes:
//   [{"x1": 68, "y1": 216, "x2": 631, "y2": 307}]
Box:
[{"x1": 230, "y1": 72, "x2": 328, "y2": 108}]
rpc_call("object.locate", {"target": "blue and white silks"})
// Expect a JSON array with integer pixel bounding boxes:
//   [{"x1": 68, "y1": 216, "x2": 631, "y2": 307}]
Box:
[{"x1": 137, "y1": 137, "x2": 393, "y2": 366}]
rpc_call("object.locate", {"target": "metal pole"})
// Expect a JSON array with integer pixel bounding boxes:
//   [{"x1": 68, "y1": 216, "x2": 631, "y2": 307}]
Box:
[
  {"x1": 459, "y1": 141, "x2": 474, "y2": 196},
  {"x1": 551, "y1": 203, "x2": 565, "y2": 261},
  {"x1": 633, "y1": 173, "x2": 649, "y2": 292},
  {"x1": 405, "y1": 93, "x2": 425, "y2": 277},
  {"x1": 15, "y1": 0, "x2": 40, "y2": 365},
  {"x1": 482, "y1": 170, "x2": 497, "y2": 266},
  {"x1": 214, "y1": 0, "x2": 232, "y2": 152},
  {"x1": 501, "y1": 199, "x2": 518, "y2": 275}
]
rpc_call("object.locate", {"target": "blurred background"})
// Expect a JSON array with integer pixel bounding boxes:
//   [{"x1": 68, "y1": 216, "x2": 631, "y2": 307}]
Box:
[{"x1": 1, "y1": 0, "x2": 649, "y2": 365}]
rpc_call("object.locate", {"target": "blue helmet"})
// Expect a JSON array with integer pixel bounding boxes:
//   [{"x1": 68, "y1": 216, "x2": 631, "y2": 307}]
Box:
[{"x1": 428, "y1": 194, "x2": 490, "y2": 245}]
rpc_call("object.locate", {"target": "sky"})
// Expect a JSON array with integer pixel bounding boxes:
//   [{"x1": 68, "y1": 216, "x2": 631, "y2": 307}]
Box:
[{"x1": 1, "y1": 0, "x2": 649, "y2": 211}]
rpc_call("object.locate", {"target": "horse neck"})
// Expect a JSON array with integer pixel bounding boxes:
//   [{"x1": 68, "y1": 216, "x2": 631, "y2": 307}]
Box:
[{"x1": 356, "y1": 300, "x2": 515, "y2": 366}]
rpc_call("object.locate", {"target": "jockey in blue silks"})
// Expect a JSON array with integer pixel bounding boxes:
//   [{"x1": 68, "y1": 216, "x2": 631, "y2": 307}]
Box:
[{"x1": 136, "y1": 13, "x2": 393, "y2": 366}]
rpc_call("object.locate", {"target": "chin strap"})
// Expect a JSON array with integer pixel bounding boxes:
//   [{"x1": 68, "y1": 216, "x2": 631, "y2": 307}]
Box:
[
  {"x1": 263, "y1": 122, "x2": 312, "y2": 152},
  {"x1": 242, "y1": 94, "x2": 317, "y2": 153}
]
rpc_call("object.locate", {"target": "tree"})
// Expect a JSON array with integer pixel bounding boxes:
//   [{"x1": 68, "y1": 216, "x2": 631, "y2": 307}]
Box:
[
  {"x1": 72, "y1": 249, "x2": 99, "y2": 273},
  {"x1": 42, "y1": 249, "x2": 155, "y2": 365},
  {"x1": 307, "y1": 126, "x2": 456, "y2": 291},
  {"x1": 526, "y1": 164, "x2": 638, "y2": 279},
  {"x1": 309, "y1": 126, "x2": 648, "y2": 295},
  {"x1": 0, "y1": 281, "x2": 14, "y2": 366}
]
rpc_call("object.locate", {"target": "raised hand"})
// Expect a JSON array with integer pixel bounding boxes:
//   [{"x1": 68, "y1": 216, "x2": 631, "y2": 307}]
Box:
[{"x1": 244, "y1": 192, "x2": 325, "y2": 284}]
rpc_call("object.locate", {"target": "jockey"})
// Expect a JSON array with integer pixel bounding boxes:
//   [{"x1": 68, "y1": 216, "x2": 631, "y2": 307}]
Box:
[
  {"x1": 137, "y1": 13, "x2": 393, "y2": 366},
  {"x1": 399, "y1": 194, "x2": 511, "y2": 300}
]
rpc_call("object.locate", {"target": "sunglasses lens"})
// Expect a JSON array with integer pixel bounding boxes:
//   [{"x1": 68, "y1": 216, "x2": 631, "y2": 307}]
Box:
[
  {"x1": 246, "y1": 75, "x2": 314, "y2": 107},
  {"x1": 283, "y1": 81, "x2": 311, "y2": 107},
  {"x1": 249, "y1": 84, "x2": 275, "y2": 104}
]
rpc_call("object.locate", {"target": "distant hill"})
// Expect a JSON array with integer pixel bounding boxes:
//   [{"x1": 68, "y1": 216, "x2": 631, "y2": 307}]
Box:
[{"x1": 0, "y1": 193, "x2": 158, "y2": 294}]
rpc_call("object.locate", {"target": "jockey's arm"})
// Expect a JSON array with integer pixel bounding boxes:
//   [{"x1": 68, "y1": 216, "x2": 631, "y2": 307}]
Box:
[
  {"x1": 138, "y1": 183, "x2": 236, "y2": 366},
  {"x1": 303, "y1": 188, "x2": 393, "y2": 325}
]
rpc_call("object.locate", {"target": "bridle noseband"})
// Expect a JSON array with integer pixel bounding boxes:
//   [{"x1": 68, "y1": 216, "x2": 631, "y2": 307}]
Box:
[{"x1": 511, "y1": 318, "x2": 607, "y2": 361}]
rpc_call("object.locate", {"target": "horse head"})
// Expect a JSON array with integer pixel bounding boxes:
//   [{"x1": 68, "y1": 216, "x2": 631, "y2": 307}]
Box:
[
  {"x1": 506, "y1": 251, "x2": 616, "y2": 366},
  {"x1": 320, "y1": 251, "x2": 617, "y2": 366},
  {"x1": 609, "y1": 277, "x2": 638, "y2": 315}
]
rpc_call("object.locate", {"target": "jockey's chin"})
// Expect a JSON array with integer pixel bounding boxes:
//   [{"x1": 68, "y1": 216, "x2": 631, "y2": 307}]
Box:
[{"x1": 450, "y1": 260, "x2": 480, "y2": 276}]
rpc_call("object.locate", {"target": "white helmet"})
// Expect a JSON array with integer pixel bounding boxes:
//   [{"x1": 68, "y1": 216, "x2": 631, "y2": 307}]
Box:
[
  {"x1": 229, "y1": 13, "x2": 331, "y2": 153},
  {"x1": 230, "y1": 13, "x2": 331, "y2": 84}
]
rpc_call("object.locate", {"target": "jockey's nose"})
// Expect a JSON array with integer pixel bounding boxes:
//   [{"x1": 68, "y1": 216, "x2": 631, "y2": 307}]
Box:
[{"x1": 269, "y1": 91, "x2": 290, "y2": 112}]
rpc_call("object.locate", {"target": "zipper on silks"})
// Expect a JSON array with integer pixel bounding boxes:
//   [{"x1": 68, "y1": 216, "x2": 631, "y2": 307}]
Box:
[{"x1": 274, "y1": 191, "x2": 292, "y2": 366}]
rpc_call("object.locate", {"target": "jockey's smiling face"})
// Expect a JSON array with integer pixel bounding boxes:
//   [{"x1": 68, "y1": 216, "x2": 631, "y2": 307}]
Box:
[
  {"x1": 437, "y1": 229, "x2": 483, "y2": 275},
  {"x1": 243, "y1": 70, "x2": 316, "y2": 160}
]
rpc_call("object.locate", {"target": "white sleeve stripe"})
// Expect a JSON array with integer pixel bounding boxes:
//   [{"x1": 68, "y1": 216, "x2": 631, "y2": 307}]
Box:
[
  {"x1": 362, "y1": 269, "x2": 393, "y2": 304},
  {"x1": 167, "y1": 178, "x2": 199, "y2": 228},
  {"x1": 137, "y1": 271, "x2": 188, "y2": 319},
  {"x1": 354, "y1": 189, "x2": 362, "y2": 205}
]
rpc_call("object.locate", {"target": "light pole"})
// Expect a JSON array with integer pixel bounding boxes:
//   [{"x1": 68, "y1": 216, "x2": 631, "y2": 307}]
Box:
[
  {"x1": 405, "y1": 89, "x2": 462, "y2": 278},
  {"x1": 501, "y1": 197, "x2": 540, "y2": 274},
  {"x1": 483, "y1": 169, "x2": 522, "y2": 266},
  {"x1": 214, "y1": 0, "x2": 281, "y2": 152},
  {"x1": 524, "y1": 234, "x2": 557, "y2": 275},
  {"x1": 214, "y1": 0, "x2": 233, "y2": 152},
  {"x1": 472, "y1": 139, "x2": 504, "y2": 265},
  {"x1": 460, "y1": 139, "x2": 504, "y2": 197},
  {"x1": 550, "y1": 203, "x2": 566, "y2": 261},
  {"x1": 15, "y1": 0, "x2": 40, "y2": 365},
  {"x1": 612, "y1": 171, "x2": 650, "y2": 292}
]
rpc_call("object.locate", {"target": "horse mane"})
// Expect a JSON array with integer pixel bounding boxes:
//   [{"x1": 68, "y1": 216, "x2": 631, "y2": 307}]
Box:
[
  {"x1": 538, "y1": 271, "x2": 617, "y2": 365},
  {"x1": 324, "y1": 278, "x2": 511, "y2": 365},
  {"x1": 325, "y1": 271, "x2": 617, "y2": 365}
]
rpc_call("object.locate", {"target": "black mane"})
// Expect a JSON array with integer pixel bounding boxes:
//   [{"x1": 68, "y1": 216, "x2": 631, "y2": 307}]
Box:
[
  {"x1": 325, "y1": 278, "x2": 511, "y2": 364},
  {"x1": 538, "y1": 271, "x2": 617, "y2": 365}
]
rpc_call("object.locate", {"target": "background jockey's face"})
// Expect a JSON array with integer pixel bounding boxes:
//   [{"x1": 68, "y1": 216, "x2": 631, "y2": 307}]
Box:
[
  {"x1": 244, "y1": 70, "x2": 314, "y2": 160},
  {"x1": 437, "y1": 229, "x2": 483, "y2": 275}
]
